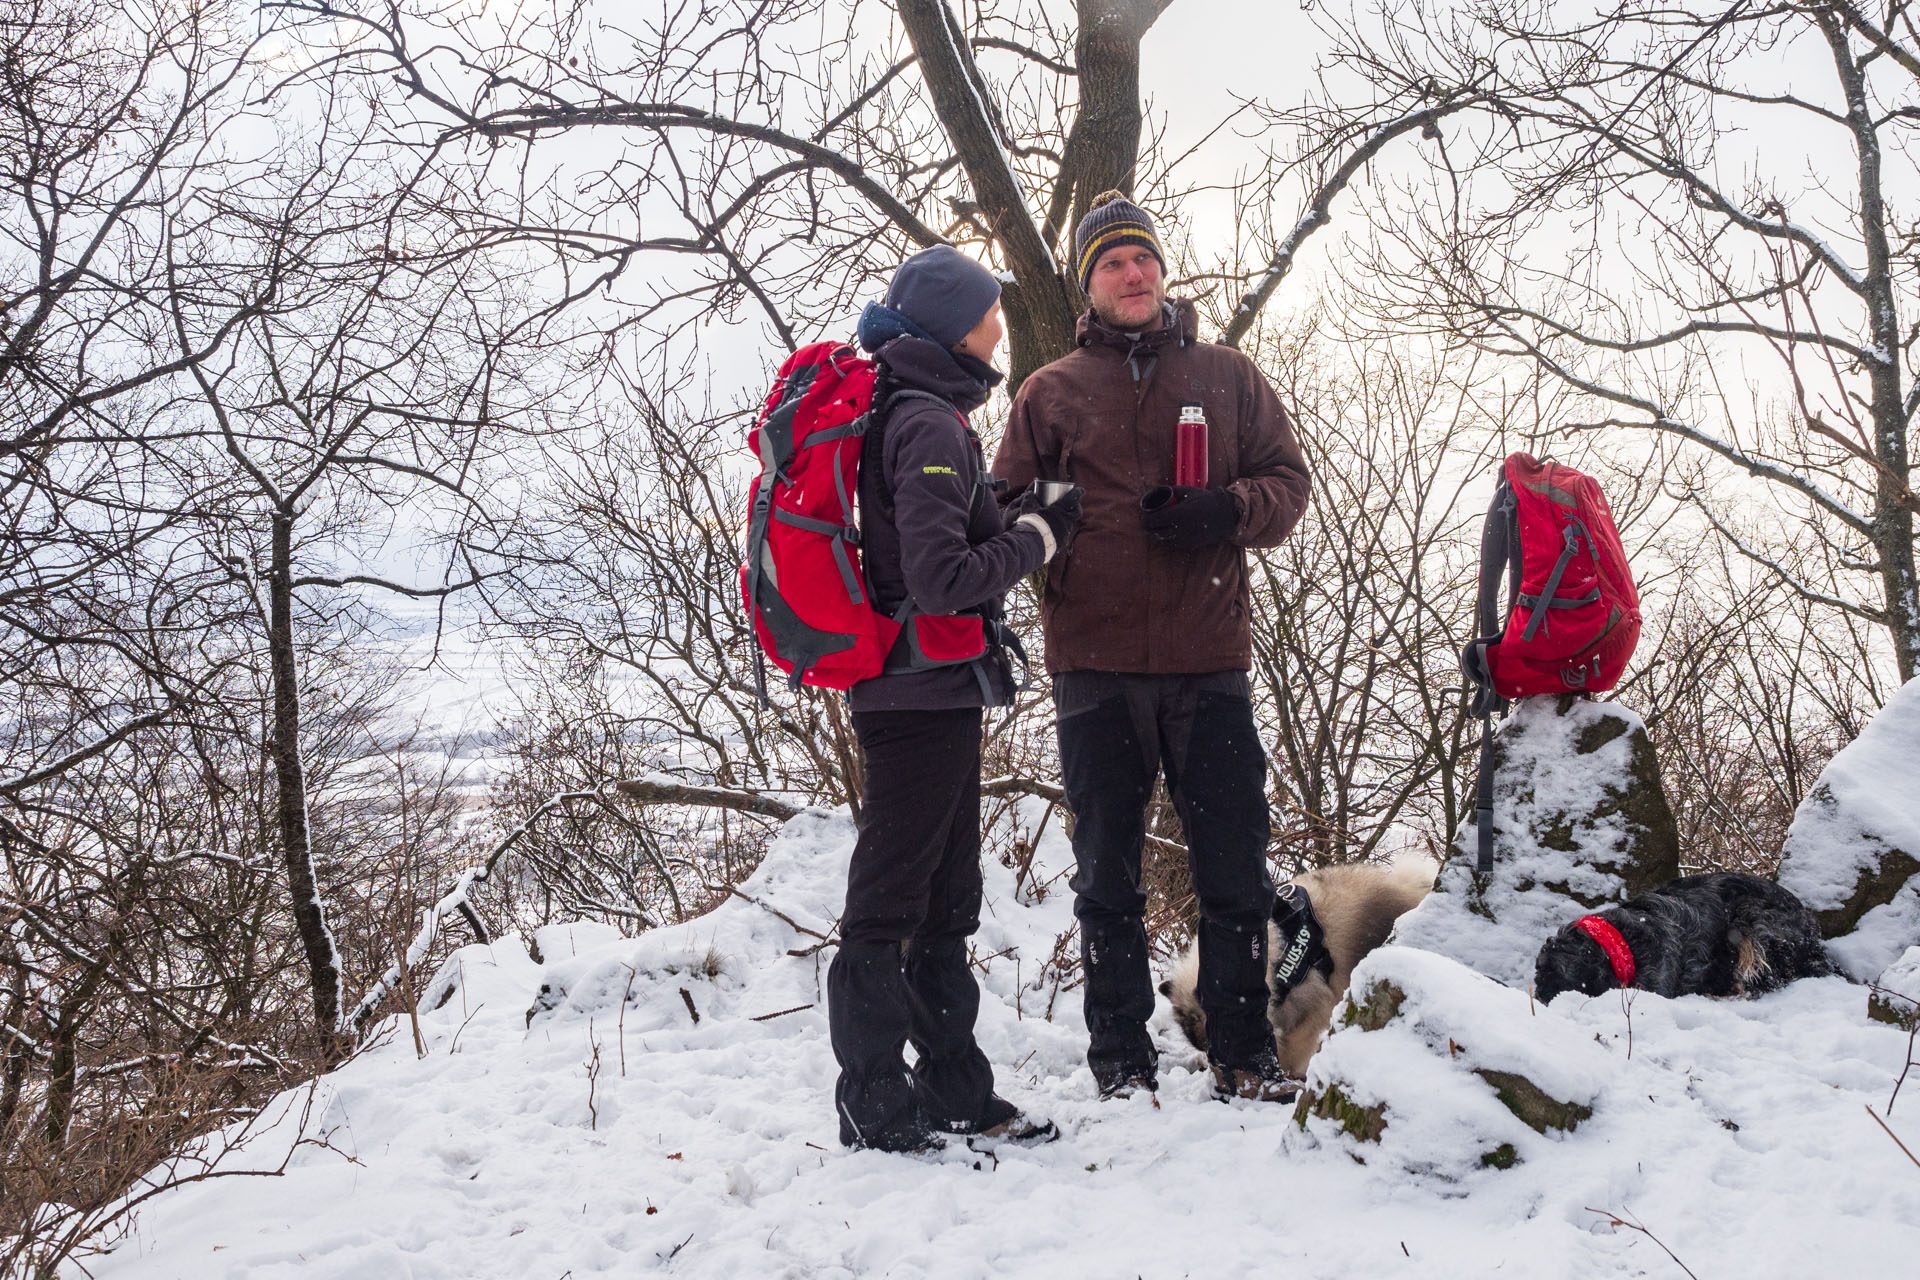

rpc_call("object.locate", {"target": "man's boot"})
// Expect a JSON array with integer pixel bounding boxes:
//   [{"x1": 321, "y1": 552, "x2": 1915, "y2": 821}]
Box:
[{"x1": 1209, "y1": 1044, "x2": 1302, "y2": 1104}]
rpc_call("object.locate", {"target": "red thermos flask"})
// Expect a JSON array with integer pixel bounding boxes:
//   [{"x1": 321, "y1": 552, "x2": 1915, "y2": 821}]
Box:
[{"x1": 1175, "y1": 402, "x2": 1208, "y2": 488}]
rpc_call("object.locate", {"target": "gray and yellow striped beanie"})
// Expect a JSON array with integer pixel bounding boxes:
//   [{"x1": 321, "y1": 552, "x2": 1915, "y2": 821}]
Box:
[{"x1": 1072, "y1": 190, "x2": 1165, "y2": 292}]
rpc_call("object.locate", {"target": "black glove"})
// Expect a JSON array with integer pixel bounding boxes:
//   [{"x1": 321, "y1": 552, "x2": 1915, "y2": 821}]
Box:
[
  {"x1": 1139, "y1": 485, "x2": 1238, "y2": 550},
  {"x1": 1030, "y1": 486, "x2": 1083, "y2": 556},
  {"x1": 1004, "y1": 483, "x2": 1044, "y2": 523}
]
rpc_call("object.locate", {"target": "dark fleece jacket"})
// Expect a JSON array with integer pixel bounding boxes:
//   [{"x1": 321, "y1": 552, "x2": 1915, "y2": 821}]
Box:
[{"x1": 850, "y1": 333, "x2": 1048, "y2": 711}]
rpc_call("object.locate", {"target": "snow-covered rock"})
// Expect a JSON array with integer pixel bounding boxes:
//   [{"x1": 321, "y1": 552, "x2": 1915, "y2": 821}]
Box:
[
  {"x1": 1778, "y1": 677, "x2": 1920, "y2": 979},
  {"x1": 1392, "y1": 695, "x2": 1679, "y2": 986},
  {"x1": 1292, "y1": 947, "x2": 1607, "y2": 1179},
  {"x1": 1870, "y1": 946, "x2": 1920, "y2": 1030}
]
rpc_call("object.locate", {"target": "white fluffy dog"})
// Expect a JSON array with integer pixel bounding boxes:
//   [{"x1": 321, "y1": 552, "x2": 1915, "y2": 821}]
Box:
[{"x1": 1159, "y1": 859, "x2": 1434, "y2": 1076}]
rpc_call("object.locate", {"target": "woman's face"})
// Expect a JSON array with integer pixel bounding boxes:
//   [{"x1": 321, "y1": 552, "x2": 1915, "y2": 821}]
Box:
[{"x1": 955, "y1": 300, "x2": 1005, "y2": 365}]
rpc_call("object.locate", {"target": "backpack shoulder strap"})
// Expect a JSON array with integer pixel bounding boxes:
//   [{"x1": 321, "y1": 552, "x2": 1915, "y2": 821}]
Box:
[
  {"x1": 862, "y1": 386, "x2": 968, "y2": 514},
  {"x1": 1460, "y1": 469, "x2": 1518, "y2": 719},
  {"x1": 1459, "y1": 462, "x2": 1520, "y2": 876}
]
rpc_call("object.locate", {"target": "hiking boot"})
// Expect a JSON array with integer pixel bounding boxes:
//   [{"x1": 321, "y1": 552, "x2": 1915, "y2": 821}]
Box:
[
  {"x1": 1209, "y1": 1054, "x2": 1302, "y2": 1104},
  {"x1": 841, "y1": 1099, "x2": 947, "y2": 1154},
  {"x1": 850, "y1": 1124, "x2": 947, "y2": 1155},
  {"x1": 1095, "y1": 1070, "x2": 1158, "y2": 1101},
  {"x1": 875, "y1": 1129, "x2": 948, "y2": 1155},
  {"x1": 1098, "y1": 1059, "x2": 1152, "y2": 1105},
  {"x1": 969, "y1": 1111, "x2": 1060, "y2": 1146},
  {"x1": 941, "y1": 1096, "x2": 1060, "y2": 1145}
]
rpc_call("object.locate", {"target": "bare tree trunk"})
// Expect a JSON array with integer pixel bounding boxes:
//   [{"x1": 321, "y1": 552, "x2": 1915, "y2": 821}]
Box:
[
  {"x1": 43, "y1": 1015, "x2": 76, "y2": 1152},
  {"x1": 1820, "y1": 12, "x2": 1920, "y2": 680},
  {"x1": 895, "y1": 0, "x2": 1080, "y2": 388},
  {"x1": 0, "y1": 967, "x2": 26, "y2": 1140},
  {"x1": 268, "y1": 511, "x2": 343, "y2": 1042},
  {"x1": 1064, "y1": 1, "x2": 1171, "y2": 214}
]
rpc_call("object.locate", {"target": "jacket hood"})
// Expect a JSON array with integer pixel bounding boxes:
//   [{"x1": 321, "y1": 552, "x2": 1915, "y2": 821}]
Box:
[
  {"x1": 857, "y1": 301, "x2": 938, "y2": 352},
  {"x1": 1076, "y1": 298, "x2": 1199, "y2": 351},
  {"x1": 875, "y1": 334, "x2": 1001, "y2": 416}
]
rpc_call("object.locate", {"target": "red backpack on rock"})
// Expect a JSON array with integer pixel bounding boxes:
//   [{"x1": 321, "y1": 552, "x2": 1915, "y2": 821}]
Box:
[
  {"x1": 1460, "y1": 453, "x2": 1642, "y2": 869},
  {"x1": 740, "y1": 341, "x2": 1019, "y2": 700}
]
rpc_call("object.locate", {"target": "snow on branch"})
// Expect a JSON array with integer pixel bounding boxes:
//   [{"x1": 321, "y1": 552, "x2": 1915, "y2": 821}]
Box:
[
  {"x1": 2, "y1": 1019, "x2": 49, "y2": 1062},
  {"x1": 0, "y1": 705, "x2": 175, "y2": 797},
  {"x1": 1569, "y1": 109, "x2": 1868, "y2": 293},
  {"x1": 929, "y1": 0, "x2": 1054, "y2": 273},
  {"x1": 1485, "y1": 314, "x2": 1877, "y2": 535},
  {"x1": 1686, "y1": 494, "x2": 1888, "y2": 623},
  {"x1": 345, "y1": 786, "x2": 602, "y2": 1033},
  {"x1": 611, "y1": 775, "x2": 808, "y2": 821},
  {"x1": 895, "y1": 0, "x2": 1062, "y2": 302},
  {"x1": 1223, "y1": 97, "x2": 1484, "y2": 349}
]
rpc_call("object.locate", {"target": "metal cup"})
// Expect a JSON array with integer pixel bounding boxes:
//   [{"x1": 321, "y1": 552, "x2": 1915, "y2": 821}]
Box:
[{"x1": 1037, "y1": 480, "x2": 1076, "y2": 504}]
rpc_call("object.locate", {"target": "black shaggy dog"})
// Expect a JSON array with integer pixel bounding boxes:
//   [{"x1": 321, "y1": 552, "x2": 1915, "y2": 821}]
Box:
[{"x1": 1533, "y1": 872, "x2": 1834, "y2": 1003}]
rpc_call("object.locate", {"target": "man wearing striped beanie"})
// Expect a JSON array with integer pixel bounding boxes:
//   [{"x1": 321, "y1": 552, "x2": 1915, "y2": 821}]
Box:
[
  {"x1": 993, "y1": 190, "x2": 1313, "y2": 1106},
  {"x1": 1071, "y1": 191, "x2": 1168, "y2": 323}
]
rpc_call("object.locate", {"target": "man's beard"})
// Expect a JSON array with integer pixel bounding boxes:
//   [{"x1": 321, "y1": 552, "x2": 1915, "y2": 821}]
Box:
[{"x1": 1093, "y1": 292, "x2": 1166, "y2": 332}]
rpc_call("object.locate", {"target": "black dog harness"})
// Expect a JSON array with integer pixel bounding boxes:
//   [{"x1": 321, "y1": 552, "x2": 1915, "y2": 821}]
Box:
[{"x1": 1271, "y1": 883, "x2": 1335, "y2": 994}]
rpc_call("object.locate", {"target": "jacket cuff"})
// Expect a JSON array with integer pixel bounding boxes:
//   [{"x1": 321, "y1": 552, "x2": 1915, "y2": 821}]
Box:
[
  {"x1": 1015, "y1": 513, "x2": 1056, "y2": 562},
  {"x1": 1224, "y1": 484, "x2": 1252, "y2": 542}
]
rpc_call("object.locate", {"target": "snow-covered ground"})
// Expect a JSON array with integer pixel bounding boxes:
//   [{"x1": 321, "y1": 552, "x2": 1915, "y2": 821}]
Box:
[{"x1": 82, "y1": 803, "x2": 1920, "y2": 1279}]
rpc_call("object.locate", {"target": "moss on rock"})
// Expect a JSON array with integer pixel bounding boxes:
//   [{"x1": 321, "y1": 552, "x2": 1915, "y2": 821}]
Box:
[
  {"x1": 1299, "y1": 1082, "x2": 1388, "y2": 1143},
  {"x1": 1811, "y1": 833, "x2": 1920, "y2": 940},
  {"x1": 1342, "y1": 980, "x2": 1407, "y2": 1032},
  {"x1": 1868, "y1": 987, "x2": 1919, "y2": 1030},
  {"x1": 1479, "y1": 1143, "x2": 1519, "y2": 1170},
  {"x1": 1475, "y1": 1067, "x2": 1593, "y2": 1134}
]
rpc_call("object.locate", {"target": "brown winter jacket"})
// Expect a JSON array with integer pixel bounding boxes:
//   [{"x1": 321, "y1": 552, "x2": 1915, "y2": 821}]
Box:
[{"x1": 992, "y1": 300, "x2": 1310, "y2": 674}]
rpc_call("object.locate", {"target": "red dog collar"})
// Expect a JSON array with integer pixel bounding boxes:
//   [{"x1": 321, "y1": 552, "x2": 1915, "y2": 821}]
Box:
[{"x1": 1574, "y1": 915, "x2": 1636, "y2": 988}]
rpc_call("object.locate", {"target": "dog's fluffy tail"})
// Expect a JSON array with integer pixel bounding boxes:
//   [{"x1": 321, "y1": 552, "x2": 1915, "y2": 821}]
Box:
[{"x1": 1382, "y1": 855, "x2": 1439, "y2": 906}]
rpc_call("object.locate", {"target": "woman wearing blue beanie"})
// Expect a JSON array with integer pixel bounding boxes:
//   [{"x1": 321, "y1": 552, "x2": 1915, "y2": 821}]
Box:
[{"x1": 827, "y1": 246, "x2": 1080, "y2": 1153}]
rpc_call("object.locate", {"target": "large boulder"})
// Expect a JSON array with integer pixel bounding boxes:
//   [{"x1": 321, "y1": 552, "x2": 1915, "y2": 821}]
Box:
[
  {"x1": 1288, "y1": 946, "x2": 1608, "y2": 1179},
  {"x1": 1391, "y1": 694, "x2": 1680, "y2": 986},
  {"x1": 1777, "y1": 678, "x2": 1920, "y2": 980}
]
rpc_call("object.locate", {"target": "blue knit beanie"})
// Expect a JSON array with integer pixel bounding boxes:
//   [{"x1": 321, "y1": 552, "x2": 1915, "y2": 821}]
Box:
[
  {"x1": 1073, "y1": 190, "x2": 1165, "y2": 292},
  {"x1": 880, "y1": 245, "x2": 1002, "y2": 348}
]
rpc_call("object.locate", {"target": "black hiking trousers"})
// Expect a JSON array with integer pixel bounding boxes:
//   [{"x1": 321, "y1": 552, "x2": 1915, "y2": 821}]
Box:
[
  {"x1": 1055, "y1": 671, "x2": 1276, "y2": 1086},
  {"x1": 828, "y1": 707, "x2": 997, "y2": 1148}
]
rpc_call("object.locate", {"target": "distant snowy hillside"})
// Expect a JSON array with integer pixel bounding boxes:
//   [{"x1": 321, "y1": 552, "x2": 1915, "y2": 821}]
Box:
[{"x1": 81, "y1": 805, "x2": 1920, "y2": 1279}]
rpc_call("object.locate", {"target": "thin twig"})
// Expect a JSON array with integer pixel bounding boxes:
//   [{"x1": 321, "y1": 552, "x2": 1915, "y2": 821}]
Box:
[
  {"x1": 749, "y1": 1003, "x2": 814, "y2": 1022},
  {"x1": 1583, "y1": 1207, "x2": 1700, "y2": 1279},
  {"x1": 718, "y1": 884, "x2": 830, "y2": 940},
  {"x1": 619, "y1": 967, "x2": 636, "y2": 1077},
  {"x1": 1881, "y1": 999, "x2": 1918, "y2": 1115},
  {"x1": 392, "y1": 925, "x2": 425, "y2": 1059},
  {"x1": 1866, "y1": 1105, "x2": 1920, "y2": 1170}
]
